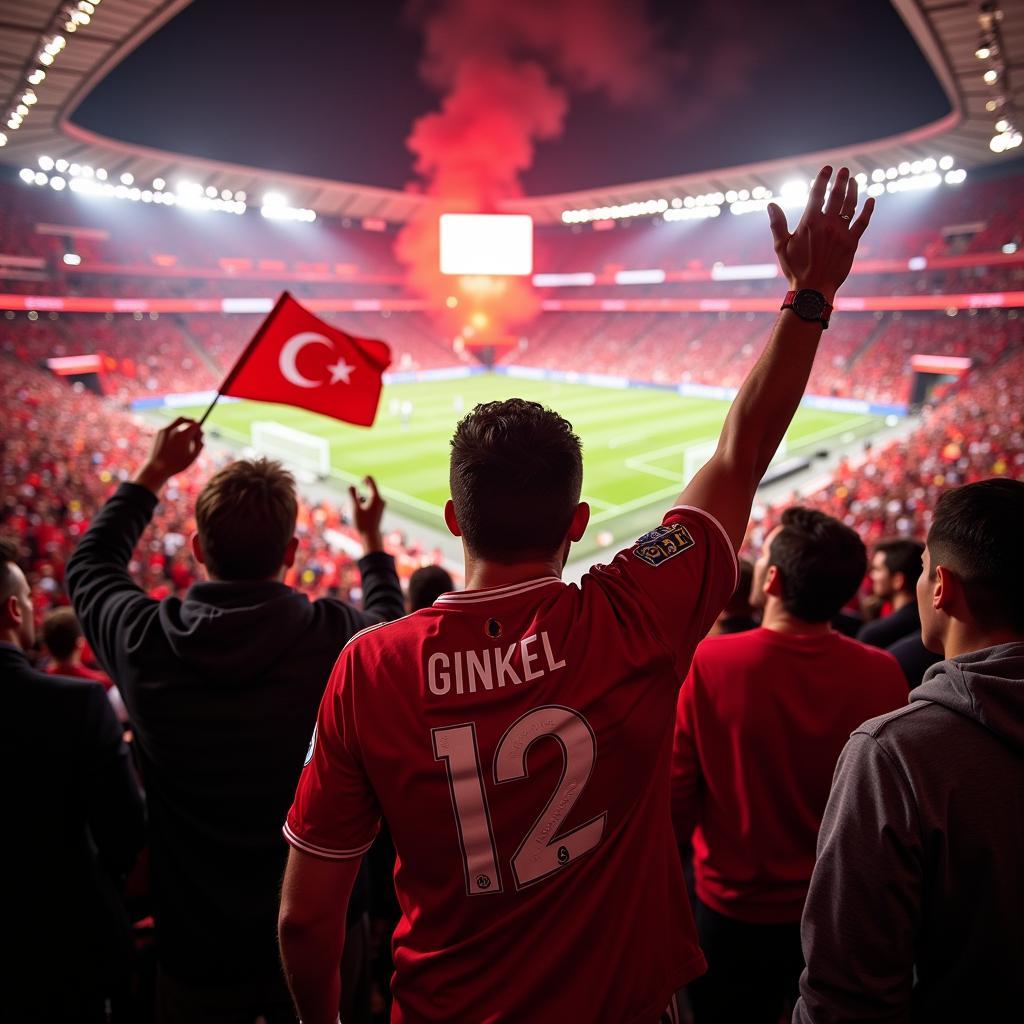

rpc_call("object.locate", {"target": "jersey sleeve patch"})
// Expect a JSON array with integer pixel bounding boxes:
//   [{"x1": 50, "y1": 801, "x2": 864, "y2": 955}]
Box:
[{"x1": 632, "y1": 522, "x2": 696, "y2": 567}]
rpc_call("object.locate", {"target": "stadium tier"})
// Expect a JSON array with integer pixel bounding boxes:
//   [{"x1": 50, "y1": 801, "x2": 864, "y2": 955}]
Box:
[{"x1": 2, "y1": 161, "x2": 1022, "y2": 585}]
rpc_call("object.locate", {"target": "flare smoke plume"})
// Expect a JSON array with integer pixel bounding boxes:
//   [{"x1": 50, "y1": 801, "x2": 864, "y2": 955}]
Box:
[{"x1": 396, "y1": 0, "x2": 677, "y2": 347}]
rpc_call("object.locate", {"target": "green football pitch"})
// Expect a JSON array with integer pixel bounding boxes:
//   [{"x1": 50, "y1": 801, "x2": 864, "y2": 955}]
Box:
[{"x1": 177, "y1": 375, "x2": 881, "y2": 556}]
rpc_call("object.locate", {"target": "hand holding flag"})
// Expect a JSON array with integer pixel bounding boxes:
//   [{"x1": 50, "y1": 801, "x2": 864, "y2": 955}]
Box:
[{"x1": 202, "y1": 293, "x2": 392, "y2": 427}]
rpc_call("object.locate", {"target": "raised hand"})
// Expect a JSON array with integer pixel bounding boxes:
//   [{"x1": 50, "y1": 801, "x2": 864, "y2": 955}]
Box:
[
  {"x1": 348, "y1": 476, "x2": 386, "y2": 552},
  {"x1": 767, "y1": 166, "x2": 874, "y2": 302},
  {"x1": 135, "y1": 417, "x2": 204, "y2": 494}
]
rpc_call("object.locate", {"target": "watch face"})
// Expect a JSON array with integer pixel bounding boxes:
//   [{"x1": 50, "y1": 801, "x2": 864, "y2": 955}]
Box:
[{"x1": 793, "y1": 289, "x2": 826, "y2": 320}]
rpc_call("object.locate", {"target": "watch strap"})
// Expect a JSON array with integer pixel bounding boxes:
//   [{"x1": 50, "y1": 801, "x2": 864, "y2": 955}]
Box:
[{"x1": 781, "y1": 289, "x2": 832, "y2": 328}]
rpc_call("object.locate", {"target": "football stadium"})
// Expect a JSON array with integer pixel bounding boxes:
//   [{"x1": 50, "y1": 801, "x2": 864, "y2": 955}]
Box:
[{"x1": 2, "y1": 0, "x2": 1023, "y2": 1021}]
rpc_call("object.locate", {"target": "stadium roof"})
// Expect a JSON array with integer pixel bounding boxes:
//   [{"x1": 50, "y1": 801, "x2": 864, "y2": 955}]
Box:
[{"x1": 0, "y1": 0, "x2": 1021, "y2": 225}]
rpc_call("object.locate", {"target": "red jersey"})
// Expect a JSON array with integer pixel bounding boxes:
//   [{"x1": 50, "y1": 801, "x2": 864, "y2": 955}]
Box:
[
  {"x1": 286, "y1": 506, "x2": 737, "y2": 1023},
  {"x1": 46, "y1": 661, "x2": 112, "y2": 690},
  {"x1": 672, "y1": 627, "x2": 907, "y2": 923}
]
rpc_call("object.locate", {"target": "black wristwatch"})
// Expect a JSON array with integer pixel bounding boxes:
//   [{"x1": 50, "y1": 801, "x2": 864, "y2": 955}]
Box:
[{"x1": 781, "y1": 289, "x2": 832, "y2": 329}]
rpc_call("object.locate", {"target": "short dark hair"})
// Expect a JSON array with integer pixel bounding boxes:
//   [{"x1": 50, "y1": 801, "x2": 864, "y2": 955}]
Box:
[
  {"x1": 928, "y1": 478, "x2": 1024, "y2": 634},
  {"x1": 449, "y1": 399, "x2": 583, "y2": 562},
  {"x1": 195, "y1": 458, "x2": 297, "y2": 581},
  {"x1": 41, "y1": 607, "x2": 81, "y2": 660},
  {"x1": 0, "y1": 537, "x2": 20, "y2": 605},
  {"x1": 874, "y1": 538, "x2": 925, "y2": 593},
  {"x1": 769, "y1": 507, "x2": 867, "y2": 623},
  {"x1": 408, "y1": 565, "x2": 454, "y2": 611}
]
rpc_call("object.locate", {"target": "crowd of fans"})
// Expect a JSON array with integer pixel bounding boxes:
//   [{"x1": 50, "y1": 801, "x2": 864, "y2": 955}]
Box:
[{"x1": 0, "y1": 358, "x2": 452, "y2": 637}]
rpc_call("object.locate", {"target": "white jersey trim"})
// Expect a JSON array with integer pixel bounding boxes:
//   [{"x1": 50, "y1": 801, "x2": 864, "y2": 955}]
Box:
[
  {"x1": 282, "y1": 821, "x2": 374, "y2": 861},
  {"x1": 664, "y1": 505, "x2": 740, "y2": 591},
  {"x1": 342, "y1": 618, "x2": 397, "y2": 652},
  {"x1": 434, "y1": 576, "x2": 565, "y2": 606}
]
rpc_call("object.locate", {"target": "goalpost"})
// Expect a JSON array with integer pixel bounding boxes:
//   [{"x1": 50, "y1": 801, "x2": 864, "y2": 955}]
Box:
[{"x1": 250, "y1": 421, "x2": 331, "y2": 481}]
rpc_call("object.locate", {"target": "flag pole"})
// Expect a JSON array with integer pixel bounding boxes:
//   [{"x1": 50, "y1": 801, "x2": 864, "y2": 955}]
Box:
[{"x1": 197, "y1": 291, "x2": 292, "y2": 427}]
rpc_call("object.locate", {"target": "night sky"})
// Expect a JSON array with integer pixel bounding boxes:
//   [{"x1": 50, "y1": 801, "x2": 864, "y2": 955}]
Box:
[{"x1": 74, "y1": 0, "x2": 950, "y2": 194}]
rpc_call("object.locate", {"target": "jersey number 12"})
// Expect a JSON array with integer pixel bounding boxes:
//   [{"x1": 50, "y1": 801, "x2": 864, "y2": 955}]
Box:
[{"x1": 432, "y1": 704, "x2": 607, "y2": 895}]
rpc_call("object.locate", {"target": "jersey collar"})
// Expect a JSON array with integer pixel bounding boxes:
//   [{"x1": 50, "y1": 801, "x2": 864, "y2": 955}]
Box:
[{"x1": 434, "y1": 576, "x2": 566, "y2": 606}]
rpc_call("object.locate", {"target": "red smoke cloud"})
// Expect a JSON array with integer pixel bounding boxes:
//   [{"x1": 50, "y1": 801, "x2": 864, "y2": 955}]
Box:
[{"x1": 396, "y1": 0, "x2": 677, "y2": 349}]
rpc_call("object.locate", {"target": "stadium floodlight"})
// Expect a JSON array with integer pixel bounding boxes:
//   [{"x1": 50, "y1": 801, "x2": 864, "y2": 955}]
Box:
[
  {"x1": 19, "y1": 168, "x2": 34, "y2": 184},
  {"x1": 995, "y1": 118, "x2": 1010, "y2": 132},
  {"x1": 939, "y1": 155, "x2": 954, "y2": 170},
  {"x1": 38, "y1": 155, "x2": 54, "y2": 171},
  {"x1": 152, "y1": 177, "x2": 165, "y2": 190},
  {"x1": 39, "y1": 52, "x2": 54, "y2": 66},
  {"x1": 34, "y1": 171, "x2": 47, "y2": 186},
  {"x1": 22, "y1": 91, "x2": 37, "y2": 105},
  {"x1": 944, "y1": 169, "x2": 967, "y2": 184},
  {"x1": 49, "y1": 176, "x2": 65, "y2": 190},
  {"x1": 28, "y1": 69, "x2": 45, "y2": 84},
  {"x1": 263, "y1": 191, "x2": 286, "y2": 207},
  {"x1": 120, "y1": 172, "x2": 133, "y2": 185},
  {"x1": 62, "y1": 253, "x2": 81, "y2": 266},
  {"x1": 440, "y1": 214, "x2": 533, "y2": 276},
  {"x1": 55, "y1": 158, "x2": 68, "y2": 172},
  {"x1": 779, "y1": 179, "x2": 807, "y2": 202},
  {"x1": 96, "y1": 168, "x2": 107, "y2": 180},
  {"x1": 983, "y1": 69, "x2": 999, "y2": 84},
  {"x1": 0, "y1": 133, "x2": 9, "y2": 147},
  {"x1": 205, "y1": 185, "x2": 217, "y2": 198},
  {"x1": 1003, "y1": 242, "x2": 1018, "y2": 254}
]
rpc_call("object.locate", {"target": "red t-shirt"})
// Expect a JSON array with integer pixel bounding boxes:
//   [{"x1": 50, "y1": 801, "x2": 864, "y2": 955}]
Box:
[
  {"x1": 672, "y1": 627, "x2": 908, "y2": 924},
  {"x1": 286, "y1": 506, "x2": 737, "y2": 1023},
  {"x1": 46, "y1": 661, "x2": 112, "y2": 690}
]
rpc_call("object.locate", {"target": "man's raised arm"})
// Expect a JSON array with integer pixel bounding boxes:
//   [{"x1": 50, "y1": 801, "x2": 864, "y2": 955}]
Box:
[{"x1": 678, "y1": 166, "x2": 874, "y2": 549}]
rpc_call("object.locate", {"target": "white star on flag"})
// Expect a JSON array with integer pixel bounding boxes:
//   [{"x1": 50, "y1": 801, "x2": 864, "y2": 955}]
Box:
[{"x1": 327, "y1": 359, "x2": 355, "y2": 385}]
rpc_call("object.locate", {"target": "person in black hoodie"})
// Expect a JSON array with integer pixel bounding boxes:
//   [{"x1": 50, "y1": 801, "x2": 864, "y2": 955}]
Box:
[
  {"x1": 67, "y1": 417, "x2": 405, "y2": 1023},
  {"x1": 794, "y1": 478, "x2": 1024, "y2": 1023},
  {"x1": 1, "y1": 538, "x2": 145, "y2": 1022}
]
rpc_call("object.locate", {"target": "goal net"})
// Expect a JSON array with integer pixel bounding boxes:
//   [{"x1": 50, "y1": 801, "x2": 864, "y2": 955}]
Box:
[{"x1": 250, "y1": 420, "x2": 330, "y2": 480}]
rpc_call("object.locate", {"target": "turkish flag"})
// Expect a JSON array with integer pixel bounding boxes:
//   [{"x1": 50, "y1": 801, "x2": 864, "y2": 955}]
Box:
[{"x1": 217, "y1": 293, "x2": 391, "y2": 426}]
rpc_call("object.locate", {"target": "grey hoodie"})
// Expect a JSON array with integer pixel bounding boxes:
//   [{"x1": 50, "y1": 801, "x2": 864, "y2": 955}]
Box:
[{"x1": 793, "y1": 641, "x2": 1024, "y2": 1023}]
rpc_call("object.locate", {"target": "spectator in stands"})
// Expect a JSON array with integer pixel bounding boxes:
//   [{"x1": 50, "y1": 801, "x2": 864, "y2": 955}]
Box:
[
  {"x1": 709, "y1": 557, "x2": 757, "y2": 635},
  {"x1": 673, "y1": 507, "x2": 907, "y2": 1024},
  {"x1": 794, "y1": 479, "x2": 1024, "y2": 1022},
  {"x1": 277, "y1": 165, "x2": 876, "y2": 1023},
  {"x1": 406, "y1": 563, "x2": 455, "y2": 612},
  {"x1": 1, "y1": 537, "x2": 145, "y2": 1022},
  {"x1": 858, "y1": 538, "x2": 925, "y2": 647},
  {"x1": 42, "y1": 605, "x2": 129, "y2": 722},
  {"x1": 41, "y1": 606, "x2": 111, "y2": 684},
  {"x1": 67, "y1": 419, "x2": 405, "y2": 1023}
]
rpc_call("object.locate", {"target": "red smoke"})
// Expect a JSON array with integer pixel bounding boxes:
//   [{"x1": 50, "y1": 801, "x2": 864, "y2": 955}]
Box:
[{"x1": 396, "y1": 0, "x2": 676, "y2": 349}]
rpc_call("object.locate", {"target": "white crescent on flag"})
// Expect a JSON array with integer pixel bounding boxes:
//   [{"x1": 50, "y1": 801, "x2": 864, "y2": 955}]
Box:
[{"x1": 278, "y1": 332, "x2": 333, "y2": 388}]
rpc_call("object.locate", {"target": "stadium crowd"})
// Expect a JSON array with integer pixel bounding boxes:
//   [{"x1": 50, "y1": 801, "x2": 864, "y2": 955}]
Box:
[{"x1": 1, "y1": 163, "x2": 1022, "y2": 1024}]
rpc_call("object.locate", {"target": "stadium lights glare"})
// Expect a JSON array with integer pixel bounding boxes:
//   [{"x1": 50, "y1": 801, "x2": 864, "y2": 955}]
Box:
[
  {"x1": 28, "y1": 69, "x2": 45, "y2": 85},
  {"x1": 663, "y1": 206, "x2": 720, "y2": 221},
  {"x1": 1003, "y1": 242, "x2": 1018, "y2": 254},
  {"x1": 0, "y1": 133, "x2": 8, "y2": 148},
  {"x1": 995, "y1": 118, "x2": 1010, "y2": 132},
  {"x1": 983, "y1": 69, "x2": 1000, "y2": 84},
  {"x1": 152, "y1": 177, "x2": 165, "y2": 190},
  {"x1": 939, "y1": 155, "x2": 955, "y2": 170},
  {"x1": 120, "y1": 172, "x2": 133, "y2": 185},
  {"x1": 38, "y1": 155, "x2": 54, "y2": 171},
  {"x1": 62, "y1": 253, "x2": 81, "y2": 266},
  {"x1": 49, "y1": 176, "x2": 65, "y2": 190},
  {"x1": 261, "y1": 205, "x2": 317, "y2": 223}
]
